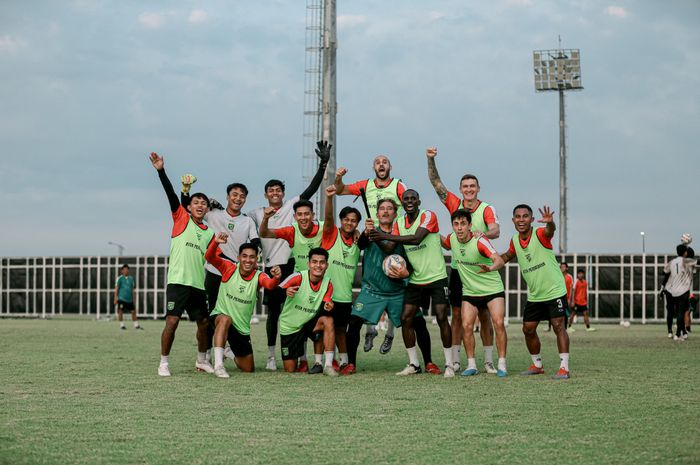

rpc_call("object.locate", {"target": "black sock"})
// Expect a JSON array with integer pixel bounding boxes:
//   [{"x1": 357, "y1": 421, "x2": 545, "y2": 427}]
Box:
[
  {"x1": 414, "y1": 314, "x2": 432, "y2": 365},
  {"x1": 346, "y1": 317, "x2": 364, "y2": 366}
]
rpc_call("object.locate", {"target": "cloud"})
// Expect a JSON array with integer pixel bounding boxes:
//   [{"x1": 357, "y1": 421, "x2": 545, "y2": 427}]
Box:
[
  {"x1": 337, "y1": 14, "x2": 367, "y2": 29},
  {"x1": 187, "y1": 9, "x2": 208, "y2": 24},
  {"x1": 605, "y1": 6, "x2": 627, "y2": 18},
  {"x1": 138, "y1": 11, "x2": 166, "y2": 29},
  {"x1": 0, "y1": 35, "x2": 27, "y2": 54}
]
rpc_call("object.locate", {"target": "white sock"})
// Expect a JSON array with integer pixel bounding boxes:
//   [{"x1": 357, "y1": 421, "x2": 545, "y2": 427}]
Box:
[
  {"x1": 467, "y1": 358, "x2": 477, "y2": 370},
  {"x1": 133, "y1": 321, "x2": 140, "y2": 328},
  {"x1": 268, "y1": 346, "x2": 275, "y2": 358},
  {"x1": 407, "y1": 346, "x2": 419, "y2": 366},
  {"x1": 197, "y1": 352, "x2": 207, "y2": 363},
  {"x1": 324, "y1": 351, "x2": 334, "y2": 367},
  {"x1": 484, "y1": 345, "x2": 494, "y2": 364},
  {"x1": 531, "y1": 354, "x2": 543, "y2": 368},
  {"x1": 314, "y1": 353, "x2": 323, "y2": 365},
  {"x1": 120, "y1": 322, "x2": 125, "y2": 328},
  {"x1": 160, "y1": 355, "x2": 169, "y2": 365},
  {"x1": 214, "y1": 347, "x2": 224, "y2": 368},
  {"x1": 443, "y1": 347, "x2": 453, "y2": 367},
  {"x1": 206, "y1": 349, "x2": 212, "y2": 362},
  {"x1": 451, "y1": 345, "x2": 461, "y2": 364},
  {"x1": 498, "y1": 357, "x2": 507, "y2": 372},
  {"x1": 224, "y1": 346, "x2": 235, "y2": 359},
  {"x1": 387, "y1": 320, "x2": 395, "y2": 338},
  {"x1": 560, "y1": 353, "x2": 569, "y2": 371},
  {"x1": 339, "y1": 353, "x2": 348, "y2": 365}
]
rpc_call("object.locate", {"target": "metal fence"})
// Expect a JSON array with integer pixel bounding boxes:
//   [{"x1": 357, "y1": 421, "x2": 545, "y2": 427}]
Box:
[{"x1": 1, "y1": 254, "x2": 697, "y2": 322}]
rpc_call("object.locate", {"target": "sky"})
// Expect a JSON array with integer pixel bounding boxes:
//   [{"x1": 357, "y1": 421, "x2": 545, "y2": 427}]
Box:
[{"x1": 1, "y1": 0, "x2": 698, "y2": 257}]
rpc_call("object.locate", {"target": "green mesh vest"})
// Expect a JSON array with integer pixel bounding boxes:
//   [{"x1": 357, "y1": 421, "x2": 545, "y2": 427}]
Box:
[
  {"x1": 290, "y1": 221, "x2": 324, "y2": 272},
  {"x1": 167, "y1": 218, "x2": 214, "y2": 289},
  {"x1": 449, "y1": 234, "x2": 503, "y2": 296},
  {"x1": 365, "y1": 178, "x2": 403, "y2": 222},
  {"x1": 397, "y1": 210, "x2": 447, "y2": 285},
  {"x1": 512, "y1": 229, "x2": 566, "y2": 302},
  {"x1": 279, "y1": 271, "x2": 331, "y2": 335},
  {"x1": 210, "y1": 268, "x2": 261, "y2": 335},
  {"x1": 326, "y1": 229, "x2": 360, "y2": 303}
]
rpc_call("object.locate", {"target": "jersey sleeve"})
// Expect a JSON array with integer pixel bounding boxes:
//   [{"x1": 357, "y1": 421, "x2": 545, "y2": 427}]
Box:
[
  {"x1": 477, "y1": 237, "x2": 497, "y2": 258},
  {"x1": 536, "y1": 228, "x2": 553, "y2": 249},
  {"x1": 321, "y1": 225, "x2": 339, "y2": 250},
  {"x1": 272, "y1": 226, "x2": 295, "y2": 246},
  {"x1": 441, "y1": 233, "x2": 452, "y2": 249},
  {"x1": 396, "y1": 180, "x2": 407, "y2": 200},
  {"x1": 508, "y1": 239, "x2": 516, "y2": 255},
  {"x1": 258, "y1": 272, "x2": 280, "y2": 290},
  {"x1": 171, "y1": 205, "x2": 191, "y2": 237},
  {"x1": 280, "y1": 273, "x2": 302, "y2": 289},
  {"x1": 323, "y1": 282, "x2": 333, "y2": 303},
  {"x1": 418, "y1": 211, "x2": 439, "y2": 233},
  {"x1": 392, "y1": 223, "x2": 399, "y2": 235},
  {"x1": 442, "y1": 191, "x2": 462, "y2": 214},
  {"x1": 346, "y1": 179, "x2": 369, "y2": 196},
  {"x1": 247, "y1": 217, "x2": 260, "y2": 240},
  {"x1": 483, "y1": 205, "x2": 499, "y2": 225},
  {"x1": 205, "y1": 240, "x2": 237, "y2": 280}
]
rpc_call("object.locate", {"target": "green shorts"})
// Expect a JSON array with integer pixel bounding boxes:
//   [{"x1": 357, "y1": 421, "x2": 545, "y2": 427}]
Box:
[{"x1": 352, "y1": 288, "x2": 404, "y2": 327}]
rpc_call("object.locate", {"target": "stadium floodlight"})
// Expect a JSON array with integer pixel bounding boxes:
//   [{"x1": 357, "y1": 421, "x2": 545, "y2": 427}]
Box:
[
  {"x1": 108, "y1": 241, "x2": 125, "y2": 256},
  {"x1": 533, "y1": 41, "x2": 583, "y2": 253}
]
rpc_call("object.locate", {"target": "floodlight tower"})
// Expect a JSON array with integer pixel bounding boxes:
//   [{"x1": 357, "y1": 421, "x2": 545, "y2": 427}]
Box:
[{"x1": 533, "y1": 39, "x2": 583, "y2": 253}]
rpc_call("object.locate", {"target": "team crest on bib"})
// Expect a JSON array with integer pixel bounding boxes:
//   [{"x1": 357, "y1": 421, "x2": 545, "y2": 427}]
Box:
[
  {"x1": 342, "y1": 249, "x2": 349, "y2": 259},
  {"x1": 525, "y1": 253, "x2": 532, "y2": 262},
  {"x1": 239, "y1": 285, "x2": 246, "y2": 292},
  {"x1": 196, "y1": 232, "x2": 202, "y2": 240},
  {"x1": 308, "y1": 296, "x2": 315, "y2": 304},
  {"x1": 282, "y1": 347, "x2": 289, "y2": 356},
  {"x1": 355, "y1": 303, "x2": 364, "y2": 311},
  {"x1": 228, "y1": 223, "x2": 235, "y2": 231},
  {"x1": 460, "y1": 249, "x2": 465, "y2": 257}
]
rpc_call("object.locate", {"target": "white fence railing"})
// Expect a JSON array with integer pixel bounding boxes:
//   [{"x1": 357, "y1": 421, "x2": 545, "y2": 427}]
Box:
[{"x1": 1, "y1": 254, "x2": 697, "y2": 322}]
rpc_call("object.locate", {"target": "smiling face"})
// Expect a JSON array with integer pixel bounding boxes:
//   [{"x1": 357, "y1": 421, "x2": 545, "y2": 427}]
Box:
[
  {"x1": 188, "y1": 196, "x2": 209, "y2": 222},
  {"x1": 512, "y1": 207, "x2": 534, "y2": 234},
  {"x1": 373, "y1": 155, "x2": 391, "y2": 181},
  {"x1": 294, "y1": 206, "x2": 314, "y2": 231},
  {"x1": 459, "y1": 176, "x2": 480, "y2": 202},
  {"x1": 308, "y1": 253, "x2": 328, "y2": 280},
  {"x1": 238, "y1": 247, "x2": 258, "y2": 274},
  {"x1": 401, "y1": 190, "x2": 420, "y2": 215},
  {"x1": 340, "y1": 212, "x2": 359, "y2": 235},
  {"x1": 265, "y1": 185, "x2": 285, "y2": 207},
  {"x1": 227, "y1": 187, "x2": 247, "y2": 214}
]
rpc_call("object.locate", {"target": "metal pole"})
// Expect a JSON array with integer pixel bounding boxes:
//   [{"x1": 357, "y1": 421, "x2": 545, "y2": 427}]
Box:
[
  {"x1": 641, "y1": 232, "x2": 646, "y2": 324},
  {"x1": 558, "y1": 88, "x2": 567, "y2": 253},
  {"x1": 319, "y1": 0, "x2": 337, "y2": 218}
]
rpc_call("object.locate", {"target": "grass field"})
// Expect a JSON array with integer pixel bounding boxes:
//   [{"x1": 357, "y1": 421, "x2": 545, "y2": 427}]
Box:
[{"x1": 0, "y1": 319, "x2": 698, "y2": 465}]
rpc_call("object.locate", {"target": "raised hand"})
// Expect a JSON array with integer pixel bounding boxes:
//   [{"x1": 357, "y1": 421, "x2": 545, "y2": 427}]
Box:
[
  {"x1": 149, "y1": 152, "x2": 164, "y2": 170},
  {"x1": 335, "y1": 167, "x2": 347, "y2": 179},
  {"x1": 538, "y1": 205, "x2": 555, "y2": 224},
  {"x1": 364, "y1": 218, "x2": 375, "y2": 231},
  {"x1": 180, "y1": 173, "x2": 197, "y2": 194},
  {"x1": 263, "y1": 206, "x2": 277, "y2": 219},
  {"x1": 270, "y1": 266, "x2": 282, "y2": 278},
  {"x1": 315, "y1": 140, "x2": 332, "y2": 163},
  {"x1": 426, "y1": 147, "x2": 438, "y2": 158},
  {"x1": 215, "y1": 232, "x2": 228, "y2": 244},
  {"x1": 325, "y1": 185, "x2": 337, "y2": 197}
]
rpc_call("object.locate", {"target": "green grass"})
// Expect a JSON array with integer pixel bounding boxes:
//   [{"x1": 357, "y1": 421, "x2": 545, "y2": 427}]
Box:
[{"x1": 0, "y1": 319, "x2": 698, "y2": 465}]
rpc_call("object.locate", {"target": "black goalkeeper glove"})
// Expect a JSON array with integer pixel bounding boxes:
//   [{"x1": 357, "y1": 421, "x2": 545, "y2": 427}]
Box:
[{"x1": 315, "y1": 140, "x2": 332, "y2": 164}]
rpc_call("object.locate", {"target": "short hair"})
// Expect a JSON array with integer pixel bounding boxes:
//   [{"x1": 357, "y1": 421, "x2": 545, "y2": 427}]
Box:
[
  {"x1": 677, "y1": 244, "x2": 688, "y2": 256},
  {"x1": 308, "y1": 247, "x2": 328, "y2": 261},
  {"x1": 238, "y1": 242, "x2": 259, "y2": 255},
  {"x1": 120, "y1": 264, "x2": 129, "y2": 269},
  {"x1": 293, "y1": 199, "x2": 314, "y2": 212},
  {"x1": 577, "y1": 269, "x2": 585, "y2": 275},
  {"x1": 686, "y1": 246, "x2": 694, "y2": 259},
  {"x1": 339, "y1": 206, "x2": 361, "y2": 222},
  {"x1": 460, "y1": 174, "x2": 480, "y2": 186},
  {"x1": 227, "y1": 183, "x2": 249, "y2": 196},
  {"x1": 402, "y1": 189, "x2": 419, "y2": 199},
  {"x1": 376, "y1": 198, "x2": 397, "y2": 213},
  {"x1": 560, "y1": 262, "x2": 568, "y2": 268},
  {"x1": 450, "y1": 209, "x2": 472, "y2": 224},
  {"x1": 264, "y1": 179, "x2": 285, "y2": 193},
  {"x1": 512, "y1": 204, "x2": 533, "y2": 216},
  {"x1": 190, "y1": 192, "x2": 210, "y2": 207}
]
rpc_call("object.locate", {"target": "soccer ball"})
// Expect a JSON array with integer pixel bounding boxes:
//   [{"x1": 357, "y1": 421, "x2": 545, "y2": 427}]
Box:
[
  {"x1": 622, "y1": 320, "x2": 631, "y2": 328},
  {"x1": 382, "y1": 254, "x2": 407, "y2": 276},
  {"x1": 681, "y1": 233, "x2": 692, "y2": 245}
]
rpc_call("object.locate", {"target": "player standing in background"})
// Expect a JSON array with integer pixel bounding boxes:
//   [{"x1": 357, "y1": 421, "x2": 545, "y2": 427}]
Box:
[
  {"x1": 499, "y1": 204, "x2": 571, "y2": 379},
  {"x1": 149, "y1": 152, "x2": 215, "y2": 377},
  {"x1": 205, "y1": 234, "x2": 280, "y2": 378},
  {"x1": 321, "y1": 186, "x2": 365, "y2": 370},
  {"x1": 334, "y1": 155, "x2": 407, "y2": 352},
  {"x1": 426, "y1": 147, "x2": 499, "y2": 373},
  {"x1": 548, "y1": 262, "x2": 574, "y2": 332},
  {"x1": 441, "y1": 209, "x2": 508, "y2": 377},
  {"x1": 369, "y1": 189, "x2": 454, "y2": 378},
  {"x1": 661, "y1": 244, "x2": 697, "y2": 340},
  {"x1": 278, "y1": 248, "x2": 337, "y2": 376},
  {"x1": 568, "y1": 269, "x2": 595, "y2": 332},
  {"x1": 114, "y1": 264, "x2": 142, "y2": 330},
  {"x1": 248, "y1": 141, "x2": 331, "y2": 371},
  {"x1": 180, "y1": 179, "x2": 260, "y2": 363},
  {"x1": 343, "y1": 198, "x2": 436, "y2": 375}
]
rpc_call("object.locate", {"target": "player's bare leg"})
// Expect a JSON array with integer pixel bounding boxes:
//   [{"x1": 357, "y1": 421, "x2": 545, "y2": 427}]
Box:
[
  {"x1": 550, "y1": 316, "x2": 570, "y2": 378},
  {"x1": 433, "y1": 303, "x2": 454, "y2": 376},
  {"x1": 460, "y1": 302, "x2": 479, "y2": 376},
  {"x1": 311, "y1": 316, "x2": 337, "y2": 376},
  {"x1": 234, "y1": 354, "x2": 254, "y2": 373},
  {"x1": 130, "y1": 310, "x2": 142, "y2": 329},
  {"x1": 158, "y1": 315, "x2": 180, "y2": 376},
  {"x1": 117, "y1": 308, "x2": 126, "y2": 330},
  {"x1": 195, "y1": 317, "x2": 215, "y2": 373},
  {"x1": 451, "y1": 305, "x2": 463, "y2": 369},
  {"x1": 520, "y1": 320, "x2": 544, "y2": 376},
  {"x1": 487, "y1": 297, "x2": 508, "y2": 376},
  {"x1": 478, "y1": 310, "x2": 496, "y2": 373},
  {"x1": 397, "y1": 304, "x2": 421, "y2": 374},
  {"x1": 212, "y1": 315, "x2": 232, "y2": 377}
]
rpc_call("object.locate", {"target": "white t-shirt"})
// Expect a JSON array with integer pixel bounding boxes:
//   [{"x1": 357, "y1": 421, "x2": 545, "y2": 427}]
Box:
[
  {"x1": 248, "y1": 195, "x2": 300, "y2": 267},
  {"x1": 203, "y1": 209, "x2": 259, "y2": 276},
  {"x1": 664, "y1": 256, "x2": 697, "y2": 297}
]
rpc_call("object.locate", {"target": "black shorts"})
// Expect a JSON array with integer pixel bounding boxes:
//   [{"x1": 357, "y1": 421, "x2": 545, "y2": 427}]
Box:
[
  {"x1": 204, "y1": 270, "x2": 222, "y2": 312},
  {"x1": 574, "y1": 304, "x2": 588, "y2": 314},
  {"x1": 280, "y1": 313, "x2": 325, "y2": 360},
  {"x1": 263, "y1": 262, "x2": 296, "y2": 308},
  {"x1": 448, "y1": 267, "x2": 462, "y2": 308},
  {"x1": 117, "y1": 300, "x2": 135, "y2": 311},
  {"x1": 523, "y1": 295, "x2": 568, "y2": 322},
  {"x1": 333, "y1": 302, "x2": 352, "y2": 328},
  {"x1": 462, "y1": 292, "x2": 506, "y2": 308},
  {"x1": 405, "y1": 278, "x2": 449, "y2": 308},
  {"x1": 166, "y1": 284, "x2": 208, "y2": 321},
  {"x1": 211, "y1": 315, "x2": 254, "y2": 357}
]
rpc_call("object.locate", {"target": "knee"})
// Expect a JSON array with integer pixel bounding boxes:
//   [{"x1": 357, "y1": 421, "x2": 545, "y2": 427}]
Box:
[
  {"x1": 462, "y1": 319, "x2": 474, "y2": 332},
  {"x1": 522, "y1": 326, "x2": 536, "y2": 336}
]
